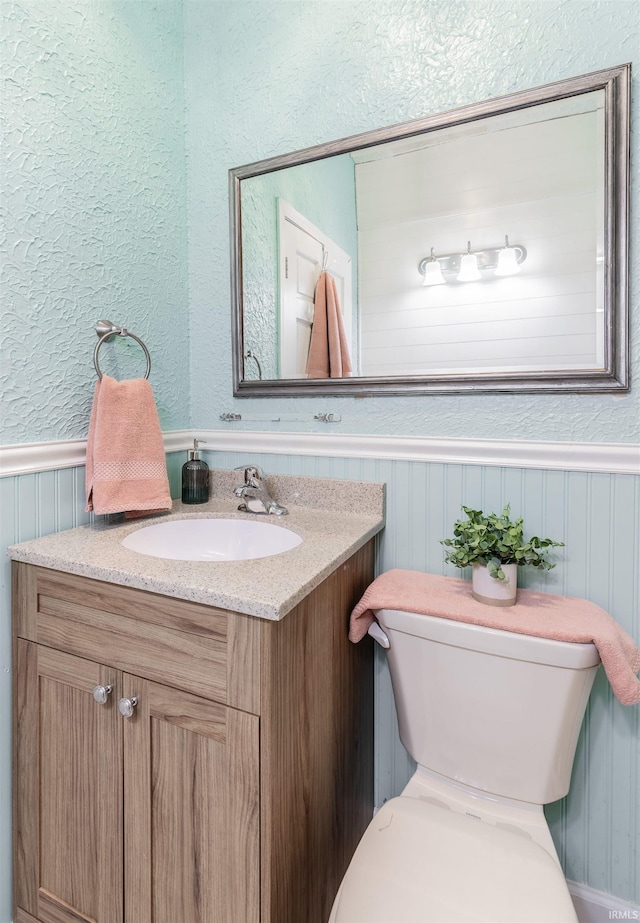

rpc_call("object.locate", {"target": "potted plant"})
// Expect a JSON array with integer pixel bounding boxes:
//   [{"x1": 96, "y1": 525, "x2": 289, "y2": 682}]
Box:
[{"x1": 441, "y1": 505, "x2": 564, "y2": 607}]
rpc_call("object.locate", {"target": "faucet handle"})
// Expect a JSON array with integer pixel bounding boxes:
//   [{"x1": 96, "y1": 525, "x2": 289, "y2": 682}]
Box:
[{"x1": 234, "y1": 464, "x2": 264, "y2": 487}]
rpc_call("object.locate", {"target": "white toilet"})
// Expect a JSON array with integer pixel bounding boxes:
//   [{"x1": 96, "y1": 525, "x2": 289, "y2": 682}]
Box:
[{"x1": 329, "y1": 607, "x2": 601, "y2": 923}]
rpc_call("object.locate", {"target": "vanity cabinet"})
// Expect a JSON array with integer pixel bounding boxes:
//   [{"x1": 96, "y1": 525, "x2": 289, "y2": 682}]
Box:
[
  {"x1": 14, "y1": 645, "x2": 258, "y2": 923},
  {"x1": 12, "y1": 542, "x2": 374, "y2": 923}
]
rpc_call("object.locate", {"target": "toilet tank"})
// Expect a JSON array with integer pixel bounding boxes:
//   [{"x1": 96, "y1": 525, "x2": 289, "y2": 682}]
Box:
[{"x1": 377, "y1": 608, "x2": 601, "y2": 805}]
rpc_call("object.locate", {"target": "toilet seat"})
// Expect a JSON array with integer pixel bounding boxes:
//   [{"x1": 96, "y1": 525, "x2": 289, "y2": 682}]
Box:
[{"x1": 330, "y1": 797, "x2": 577, "y2": 923}]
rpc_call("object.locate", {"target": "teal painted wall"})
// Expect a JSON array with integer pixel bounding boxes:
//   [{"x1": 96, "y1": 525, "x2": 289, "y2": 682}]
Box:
[
  {"x1": 1, "y1": 1, "x2": 188, "y2": 918},
  {"x1": 182, "y1": 4, "x2": 640, "y2": 896},
  {"x1": 208, "y1": 450, "x2": 640, "y2": 903},
  {"x1": 2, "y1": 454, "x2": 638, "y2": 918},
  {"x1": 186, "y1": 0, "x2": 639, "y2": 443},
  {"x1": 1, "y1": 0, "x2": 189, "y2": 445},
  {"x1": 1, "y1": 0, "x2": 640, "y2": 919}
]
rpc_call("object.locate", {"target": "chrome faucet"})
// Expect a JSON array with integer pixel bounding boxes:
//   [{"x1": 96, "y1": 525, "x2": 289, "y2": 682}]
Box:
[{"x1": 233, "y1": 465, "x2": 288, "y2": 516}]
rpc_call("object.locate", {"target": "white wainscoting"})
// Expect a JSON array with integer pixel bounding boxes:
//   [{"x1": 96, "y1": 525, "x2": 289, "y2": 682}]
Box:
[{"x1": 1, "y1": 433, "x2": 639, "y2": 909}]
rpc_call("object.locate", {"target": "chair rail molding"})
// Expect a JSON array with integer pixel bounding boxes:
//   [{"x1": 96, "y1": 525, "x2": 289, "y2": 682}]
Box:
[
  {"x1": 1, "y1": 431, "x2": 638, "y2": 478},
  {"x1": 0, "y1": 431, "x2": 191, "y2": 478}
]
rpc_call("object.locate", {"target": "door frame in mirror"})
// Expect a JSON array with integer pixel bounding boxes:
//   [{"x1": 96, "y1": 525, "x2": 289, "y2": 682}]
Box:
[{"x1": 229, "y1": 64, "x2": 630, "y2": 397}]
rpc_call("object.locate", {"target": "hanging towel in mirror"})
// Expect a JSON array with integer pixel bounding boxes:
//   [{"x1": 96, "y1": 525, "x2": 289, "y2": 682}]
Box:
[
  {"x1": 306, "y1": 271, "x2": 353, "y2": 379},
  {"x1": 85, "y1": 375, "x2": 172, "y2": 516}
]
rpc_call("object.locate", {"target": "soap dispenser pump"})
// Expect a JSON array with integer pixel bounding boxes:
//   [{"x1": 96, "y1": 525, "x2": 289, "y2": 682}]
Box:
[{"x1": 182, "y1": 439, "x2": 209, "y2": 504}]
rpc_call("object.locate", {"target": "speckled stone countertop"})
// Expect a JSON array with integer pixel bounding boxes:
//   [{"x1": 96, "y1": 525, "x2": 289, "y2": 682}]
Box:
[{"x1": 8, "y1": 470, "x2": 385, "y2": 620}]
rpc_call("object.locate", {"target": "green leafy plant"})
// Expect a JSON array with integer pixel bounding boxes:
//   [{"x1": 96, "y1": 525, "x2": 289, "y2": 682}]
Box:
[{"x1": 441, "y1": 505, "x2": 564, "y2": 581}]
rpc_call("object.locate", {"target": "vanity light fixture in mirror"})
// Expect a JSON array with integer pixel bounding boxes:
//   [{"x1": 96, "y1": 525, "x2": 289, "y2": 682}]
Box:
[
  {"x1": 230, "y1": 64, "x2": 629, "y2": 396},
  {"x1": 420, "y1": 237, "x2": 527, "y2": 285}
]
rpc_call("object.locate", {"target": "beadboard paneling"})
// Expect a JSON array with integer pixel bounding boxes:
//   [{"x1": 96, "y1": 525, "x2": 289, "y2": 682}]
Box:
[
  {"x1": 0, "y1": 451, "x2": 638, "y2": 911},
  {"x1": 209, "y1": 448, "x2": 639, "y2": 906},
  {"x1": 0, "y1": 466, "x2": 91, "y2": 917}
]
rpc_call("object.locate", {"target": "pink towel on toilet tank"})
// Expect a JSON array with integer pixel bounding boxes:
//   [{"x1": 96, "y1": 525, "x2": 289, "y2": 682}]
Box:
[
  {"x1": 85, "y1": 375, "x2": 172, "y2": 516},
  {"x1": 349, "y1": 570, "x2": 640, "y2": 706}
]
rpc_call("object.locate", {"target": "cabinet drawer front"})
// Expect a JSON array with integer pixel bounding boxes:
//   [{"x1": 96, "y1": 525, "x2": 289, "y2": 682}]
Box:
[
  {"x1": 38, "y1": 593, "x2": 228, "y2": 703},
  {"x1": 36, "y1": 568, "x2": 228, "y2": 640},
  {"x1": 27, "y1": 568, "x2": 234, "y2": 704},
  {"x1": 14, "y1": 565, "x2": 262, "y2": 712}
]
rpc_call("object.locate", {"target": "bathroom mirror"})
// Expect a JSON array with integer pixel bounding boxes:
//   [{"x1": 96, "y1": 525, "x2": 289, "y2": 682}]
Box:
[{"x1": 230, "y1": 64, "x2": 629, "y2": 396}]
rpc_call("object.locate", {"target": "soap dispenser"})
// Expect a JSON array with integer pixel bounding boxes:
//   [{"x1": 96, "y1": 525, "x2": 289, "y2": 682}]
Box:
[{"x1": 182, "y1": 439, "x2": 209, "y2": 504}]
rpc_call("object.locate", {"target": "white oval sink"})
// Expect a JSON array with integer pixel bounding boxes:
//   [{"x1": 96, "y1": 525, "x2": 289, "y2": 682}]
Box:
[{"x1": 121, "y1": 518, "x2": 302, "y2": 561}]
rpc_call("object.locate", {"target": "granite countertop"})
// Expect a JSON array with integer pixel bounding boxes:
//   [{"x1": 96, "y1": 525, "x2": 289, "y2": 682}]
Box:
[{"x1": 8, "y1": 470, "x2": 385, "y2": 620}]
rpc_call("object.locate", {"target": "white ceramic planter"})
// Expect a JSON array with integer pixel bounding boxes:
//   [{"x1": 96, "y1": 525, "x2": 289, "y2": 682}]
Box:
[{"x1": 472, "y1": 562, "x2": 518, "y2": 607}]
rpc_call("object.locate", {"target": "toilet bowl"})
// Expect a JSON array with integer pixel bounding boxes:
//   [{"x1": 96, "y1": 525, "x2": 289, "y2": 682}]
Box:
[
  {"x1": 329, "y1": 796, "x2": 577, "y2": 923},
  {"x1": 330, "y1": 607, "x2": 601, "y2": 923}
]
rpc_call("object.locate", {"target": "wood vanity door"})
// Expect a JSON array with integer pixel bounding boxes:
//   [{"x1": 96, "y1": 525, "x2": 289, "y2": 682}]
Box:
[
  {"x1": 122, "y1": 675, "x2": 260, "y2": 923},
  {"x1": 14, "y1": 641, "x2": 123, "y2": 923}
]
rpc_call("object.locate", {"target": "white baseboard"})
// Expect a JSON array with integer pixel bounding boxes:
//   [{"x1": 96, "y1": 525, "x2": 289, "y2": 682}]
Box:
[
  {"x1": 569, "y1": 880, "x2": 640, "y2": 923},
  {"x1": 1, "y1": 431, "x2": 638, "y2": 478},
  {"x1": 8, "y1": 882, "x2": 638, "y2": 923}
]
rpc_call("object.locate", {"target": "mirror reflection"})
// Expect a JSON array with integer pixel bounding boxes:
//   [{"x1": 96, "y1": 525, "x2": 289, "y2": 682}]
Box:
[{"x1": 230, "y1": 65, "x2": 629, "y2": 395}]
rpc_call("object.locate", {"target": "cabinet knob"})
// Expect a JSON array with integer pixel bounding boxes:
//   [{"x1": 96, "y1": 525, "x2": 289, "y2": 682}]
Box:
[
  {"x1": 118, "y1": 696, "x2": 139, "y2": 719},
  {"x1": 92, "y1": 684, "x2": 113, "y2": 705}
]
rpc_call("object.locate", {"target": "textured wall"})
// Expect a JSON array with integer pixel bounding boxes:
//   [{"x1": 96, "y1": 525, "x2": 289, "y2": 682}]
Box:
[
  {"x1": 1, "y1": 2, "x2": 638, "y2": 919},
  {"x1": 241, "y1": 154, "x2": 358, "y2": 378},
  {"x1": 182, "y1": 0, "x2": 640, "y2": 908},
  {"x1": 1, "y1": 0, "x2": 189, "y2": 444},
  {"x1": 185, "y1": 0, "x2": 639, "y2": 441}
]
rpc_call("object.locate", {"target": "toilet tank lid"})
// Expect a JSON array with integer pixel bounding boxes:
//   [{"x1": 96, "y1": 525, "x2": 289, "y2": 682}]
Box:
[
  {"x1": 377, "y1": 608, "x2": 601, "y2": 669},
  {"x1": 332, "y1": 796, "x2": 577, "y2": 923}
]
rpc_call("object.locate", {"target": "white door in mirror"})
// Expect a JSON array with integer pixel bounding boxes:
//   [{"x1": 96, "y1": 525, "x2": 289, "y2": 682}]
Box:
[
  {"x1": 278, "y1": 200, "x2": 353, "y2": 378},
  {"x1": 121, "y1": 518, "x2": 302, "y2": 561}
]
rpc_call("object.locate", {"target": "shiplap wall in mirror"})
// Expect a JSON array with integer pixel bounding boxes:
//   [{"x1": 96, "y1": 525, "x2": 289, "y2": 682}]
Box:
[{"x1": 356, "y1": 95, "x2": 604, "y2": 376}]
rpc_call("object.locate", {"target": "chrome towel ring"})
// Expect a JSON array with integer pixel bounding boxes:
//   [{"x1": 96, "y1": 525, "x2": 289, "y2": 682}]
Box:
[{"x1": 93, "y1": 319, "x2": 151, "y2": 381}]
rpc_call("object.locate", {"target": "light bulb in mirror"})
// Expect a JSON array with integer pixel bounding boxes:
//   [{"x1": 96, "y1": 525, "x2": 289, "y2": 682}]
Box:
[
  {"x1": 495, "y1": 236, "x2": 520, "y2": 276},
  {"x1": 422, "y1": 248, "x2": 446, "y2": 286},
  {"x1": 457, "y1": 243, "x2": 480, "y2": 282}
]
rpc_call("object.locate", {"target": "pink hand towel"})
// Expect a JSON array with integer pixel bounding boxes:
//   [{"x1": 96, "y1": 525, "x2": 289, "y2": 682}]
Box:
[
  {"x1": 350, "y1": 570, "x2": 640, "y2": 706},
  {"x1": 85, "y1": 375, "x2": 172, "y2": 516},
  {"x1": 305, "y1": 271, "x2": 353, "y2": 379}
]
